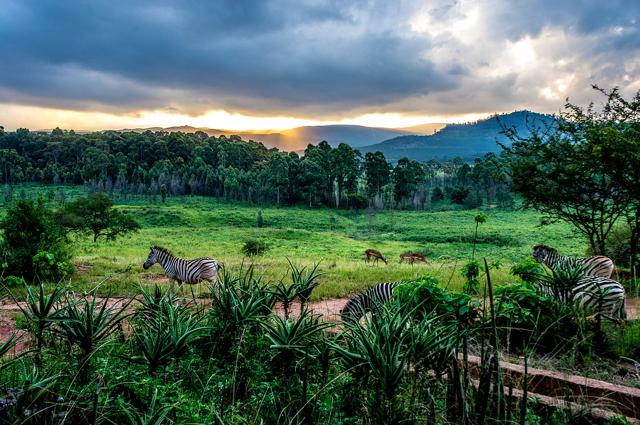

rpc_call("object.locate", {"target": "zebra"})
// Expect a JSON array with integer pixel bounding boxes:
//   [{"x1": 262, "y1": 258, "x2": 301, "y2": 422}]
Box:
[
  {"x1": 534, "y1": 275, "x2": 626, "y2": 322},
  {"x1": 142, "y1": 246, "x2": 222, "y2": 295},
  {"x1": 532, "y1": 245, "x2": 614, "y2": 278},
  {"x1": 340, "y1": 281, "x2": 402, "y2": 322}
]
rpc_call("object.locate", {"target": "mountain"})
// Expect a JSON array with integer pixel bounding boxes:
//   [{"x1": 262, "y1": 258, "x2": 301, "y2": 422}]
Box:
[
  {"x1": 360, "y1": 111, "x2": 553, "y2": 161},
  {"x1": 394, "y1": 122, "x2": 446, "y2": 134},
  {"x1": 120, "y1": 124, "x2": 428, "y2": 151}
]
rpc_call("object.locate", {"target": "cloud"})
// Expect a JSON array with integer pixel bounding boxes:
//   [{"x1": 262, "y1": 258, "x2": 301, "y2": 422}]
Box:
[{"x1": 0, "y1": 0, "x2": 638, "y2": 121}]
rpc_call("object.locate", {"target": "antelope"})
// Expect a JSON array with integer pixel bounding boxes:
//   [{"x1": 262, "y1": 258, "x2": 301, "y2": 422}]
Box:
[
  {"x1": 399, "y1": 252, "x2": 426, "y2": 265},
  {"x1": 364, "y1": 249, "x2": 387, "y2": 265}
]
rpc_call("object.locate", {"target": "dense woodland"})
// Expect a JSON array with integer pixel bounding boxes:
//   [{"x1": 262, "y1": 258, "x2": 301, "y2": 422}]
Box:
[{"x1": 0, "y1": 126, "x2": 512, "y2": 210}]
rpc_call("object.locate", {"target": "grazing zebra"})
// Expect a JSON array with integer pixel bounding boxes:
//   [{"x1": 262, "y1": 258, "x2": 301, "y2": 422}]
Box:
[
  {"x1": 340, "y1": 281, "x2": 402, "y2": 322},
  {"x1": 534, "y1": 276, "x2": 626, "y2": 322},
  {"x1": 142, "y1": 246, "x2": 222, "y2": 295},
  {"x1": 532, "y1": 245, "x2": 614, "y2": 278}
]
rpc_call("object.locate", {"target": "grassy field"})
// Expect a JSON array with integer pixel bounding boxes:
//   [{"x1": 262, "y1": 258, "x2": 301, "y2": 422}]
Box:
[{"x1": 1, "y1": 184, "x2": 586, "y2": 299}]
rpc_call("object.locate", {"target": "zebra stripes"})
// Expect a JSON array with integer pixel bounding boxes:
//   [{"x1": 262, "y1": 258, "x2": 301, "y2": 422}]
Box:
[
  {"x1": 340, "y1": 281, "x2": 402, "y2": 322},
  {"x1": 143, "y1": 246, "x2": 221, "y2": 294},
  {"x1": 534, "y1": 276, "x2": 626, "y2": 321},
  {"x1": 532, "y1": 245, "x2": 614, "y2": 278}
]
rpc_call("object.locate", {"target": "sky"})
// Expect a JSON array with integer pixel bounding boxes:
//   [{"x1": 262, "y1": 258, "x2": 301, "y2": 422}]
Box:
[{"x1": 0, "y1": 0, "x2": 638, "y2": 131}]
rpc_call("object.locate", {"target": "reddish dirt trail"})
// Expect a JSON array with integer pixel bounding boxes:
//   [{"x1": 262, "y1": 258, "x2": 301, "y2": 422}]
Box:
[{"x1": 2, "y1": 295, "x2": 639, "y2": 354}]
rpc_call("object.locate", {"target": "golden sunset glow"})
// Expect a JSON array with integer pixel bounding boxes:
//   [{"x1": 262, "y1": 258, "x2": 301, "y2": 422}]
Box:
[{"x1": 0, "y1": 103, "x2": 492, "y2": 132}]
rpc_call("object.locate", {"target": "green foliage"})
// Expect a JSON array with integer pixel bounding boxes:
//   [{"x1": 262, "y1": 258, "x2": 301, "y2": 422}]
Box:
[
  {"x1": 590, "y1": 222, "x2": 639, "y2": 269},
  {"x1": 256, "y1": 208, "x2": 264, "y2": 227},
  {"x1": 61, "y1": 192, "x2": 140, "y2": 242},
  {"x1": 394, "y1": 275, "x2": 480, "y2": 327},
  {"x1": 431, "y1": 186, "x2": 444, "y2": 202},
  {"x1": 462, "y1": 260, "x2": 481, "y2": 294},
  {"x1": 0, "y1": 198, "x2": 72, "y2": 281},
  {"x1": 160, "y1": 184, "x2": 168, "y2": 203},
  {"x1": 241, "y1": 239, "x2": 268, "y2": 257},
  {"x1": 32, "y1": 250, "x2": 74, "y2": 281},
  {"x1": 344, "y1": 192, "x2": 368, "y2": 211},
  {"x1": 510, "y1": 257, "x2": 544, "y2": 283},
  {"x1": 450, "y1": 186, "x2": 470, "y2": 204}
]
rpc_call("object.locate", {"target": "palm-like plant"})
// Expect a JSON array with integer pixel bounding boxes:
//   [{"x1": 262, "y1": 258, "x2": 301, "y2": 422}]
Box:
[
  {"x1": 58, "y1": 293, "x2": 132, "y2": 382},
  {"x1": 4, "y1": 282, "x2": 66, "y2": 363},
  {"x1": 129, "y1": 290, "x2": 205, "y2": 375},
  {"x1": 268, "y1": 281, "x2": 298, "y2": 320},
  {"x1": 289, "y1": 260, "x2": 321, "y2": 308},
  {"x1": 331, "y1": 302, "x2": 419, "y2": 423},
  {"x1": 120, "y1": 388, "x2": 174, "y2": 425}
]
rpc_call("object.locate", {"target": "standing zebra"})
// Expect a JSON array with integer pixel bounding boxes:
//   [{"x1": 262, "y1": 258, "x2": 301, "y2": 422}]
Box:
[
  {"x1": 142, "y1": 246, "x2": 222, "y2": 295},
  {"x1": 532, "y1": 245, "x2": 614, "y2": 278},
  {"x1": 340, "y1": 281, "x2": 403, "y2": 322},
  {"x1": 534, "y1": 275, "x2": 626, "y2": 322}
]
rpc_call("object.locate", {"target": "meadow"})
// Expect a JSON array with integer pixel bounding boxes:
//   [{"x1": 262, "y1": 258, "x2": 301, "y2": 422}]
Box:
[{"x1": 1, "y1": 184, "x2": 584, "y2": 299}]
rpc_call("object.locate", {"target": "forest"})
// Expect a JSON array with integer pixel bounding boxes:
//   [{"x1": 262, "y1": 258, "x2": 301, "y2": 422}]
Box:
[{"x1": 0, "y1": 126, "x2": 512, "y2": 211}]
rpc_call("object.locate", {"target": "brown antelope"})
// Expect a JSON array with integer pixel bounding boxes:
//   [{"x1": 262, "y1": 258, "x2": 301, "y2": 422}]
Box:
[
  {"x1": 364, "y1": 249, "x2": 387, "y2": 265},
  {"x1": 399, "y1": 252, "x2": 426, "y2": 265}
]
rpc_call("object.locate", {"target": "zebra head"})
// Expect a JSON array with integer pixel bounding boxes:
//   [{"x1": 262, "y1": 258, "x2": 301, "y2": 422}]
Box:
[
  {"x1": 532, "y1": 245, "x2": 555, "y2": 263},
  {"x1": 143, "y1": 246, "x2": 159, "y2": 270}
]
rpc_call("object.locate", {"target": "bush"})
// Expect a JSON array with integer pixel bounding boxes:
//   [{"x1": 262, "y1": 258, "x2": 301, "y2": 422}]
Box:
[
  {"x1": 0, "y1": 198, "x2": 72, "y2": 281},
  {"x1": 510, "y1": 258, "x2": 543, "y2": 283},
  {"x1": 241, "y1": 239, "x2": 269, "y2": 257},
  {"x1": 431, "y1": 186, "x2": 444, "y2": 202},
  {"x1": 463, "y1": 190, "x2": 483, "y2": 209},
  {"x1": 450, "y1": 187, "x2": 470, "y2": 204},
  {"x1": 256, "y1": 209, "x2": 264, "y2": 227},
  {"x1": 394, "y1": 275, "x2": 480, "y2": 327},
  {"x1": 344, "y1": 192, "x2": 368, "y2": 211},
  {"x1": 32, "y1": 251, "x2": 74, "y2": 282},
  {"x1": 589, "y1": 223, "x2": 639, "y2": 269}
]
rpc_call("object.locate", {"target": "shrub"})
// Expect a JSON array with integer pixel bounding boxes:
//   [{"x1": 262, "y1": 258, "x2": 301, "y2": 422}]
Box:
[
  {"x1": 463, "y1": 190, "x2": 483, "y2": 209},
  {"x1": 589, "y1": 223, "x2": 639, "y2": 269},
  {"x1": 0, "y1": 198, "x2": 72, "y2": 281},
  {"x1": 241, "y1": 239, "x2": 269, "y2": 257},
  {"x1": 450, "y1": 187, "x2": 470, "y2": 204},
  {"x1": 256, "y1": 209, "x2": 264, "y2": 227},
  {"x1": 394, "y1": 275, "x2": 480, "y2": 327},
  {"x1": 510, "y1": 258, "x2": 543, "y2": 283},
  {"x1": 344, "y1": 192, "x2": 368, "y2": 211},
  {"x1": 431, "y1": 186, "x2": 444, "y2": 202},
  {"x1": 32, "y1": 251, "x2": 74, "y2": 282}
]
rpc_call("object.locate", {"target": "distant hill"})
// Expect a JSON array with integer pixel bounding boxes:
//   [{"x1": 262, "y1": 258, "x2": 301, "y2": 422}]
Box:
[
  {"x1": 360, "y1": 111, "x2": 553, "y2": 161},
  {"x1": 120, "y1": 124, "x2": 434, "y2": 151}
]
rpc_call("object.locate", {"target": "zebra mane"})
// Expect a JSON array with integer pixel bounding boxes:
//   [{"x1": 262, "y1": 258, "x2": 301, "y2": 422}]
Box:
[
  {"x1": 533, "y1": 244, "x2": 556, "y2": 253},
  {"x1": 151, "y1": 245, "x2": 174, "y2": 256}
]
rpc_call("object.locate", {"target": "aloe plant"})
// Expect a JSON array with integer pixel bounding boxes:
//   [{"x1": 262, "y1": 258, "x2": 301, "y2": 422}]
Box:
[
  {"x1": 58, "y1": 293, "x2": 132, "y2": 382},
  {"x1": 4, "y1": 282, "x2": 66, "y2": 363}
]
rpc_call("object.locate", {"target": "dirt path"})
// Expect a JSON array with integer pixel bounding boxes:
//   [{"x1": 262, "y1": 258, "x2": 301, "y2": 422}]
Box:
[{"x1": 2, "y1": 295, "x2": 638, "y2": 353}]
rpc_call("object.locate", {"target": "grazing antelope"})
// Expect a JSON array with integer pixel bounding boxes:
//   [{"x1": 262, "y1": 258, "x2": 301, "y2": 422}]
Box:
[
  {"x1": 399, "y1": 252, "x2": 426, "y2": 265},
  {"x1": 364, "y1": 248, "x2": 387, "y2": 265}
]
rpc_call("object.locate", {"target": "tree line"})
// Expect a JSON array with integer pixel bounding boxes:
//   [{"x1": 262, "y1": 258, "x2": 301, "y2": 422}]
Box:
[{"x1": 0, "y1": 127, "x2": 513, "y2": 210}]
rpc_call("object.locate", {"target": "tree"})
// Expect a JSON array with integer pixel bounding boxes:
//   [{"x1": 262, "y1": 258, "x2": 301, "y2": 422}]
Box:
[
  {"x1": 331, "y1": 143, "x2": 361, "y2": 208},
  {"x1": 431, "y1": 187, "x2": 444, "y2": 202},
  {"x1": 392, "y1": 158, "x2": 425, "y2": 205},
  {"x1": 0, "y1": 198, "x2": 72, "y2": 281},
  {"x1": 503, "y1": 87, "x2": 639, "y2": 256},
  {"x1": 62, "y1": 193, "x2": 140, "y2": 242},
  {"x1": 364, "y1": 152, "x2": 390, "y2": 198}
]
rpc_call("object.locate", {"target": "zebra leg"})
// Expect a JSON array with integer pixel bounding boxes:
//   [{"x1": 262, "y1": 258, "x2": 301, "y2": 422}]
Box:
[{"x1": 178, "y1": 280, "x2": 185, "y2": 297}]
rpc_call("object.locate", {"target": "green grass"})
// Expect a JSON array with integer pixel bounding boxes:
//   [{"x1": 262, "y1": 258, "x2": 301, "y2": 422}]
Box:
[{"x1": 1, "y1": 184, "x2": 586, "y2": 299}]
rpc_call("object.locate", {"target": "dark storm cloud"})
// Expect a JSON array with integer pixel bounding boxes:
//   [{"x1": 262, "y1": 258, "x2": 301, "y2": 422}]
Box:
[
  {"x1": 0, "y1": 0, "x2": 453, "y2": 114},
  {"x1": 0, "y1": 0, "x2": 638, "y2": 117}
]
